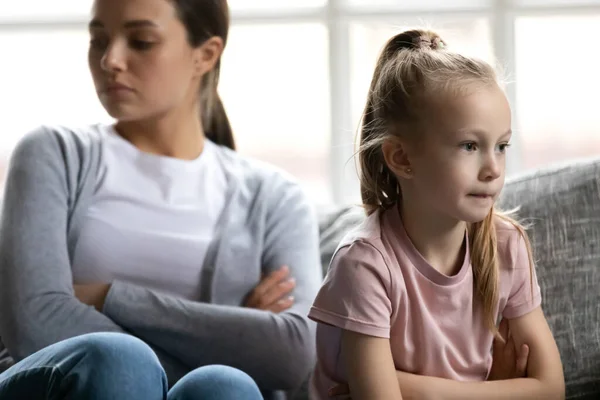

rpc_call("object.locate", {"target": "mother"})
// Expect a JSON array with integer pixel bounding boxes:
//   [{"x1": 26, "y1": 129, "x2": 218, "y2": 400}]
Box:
[{"x1": 0, "y1": 0, "x2": 321, "y2": 399}]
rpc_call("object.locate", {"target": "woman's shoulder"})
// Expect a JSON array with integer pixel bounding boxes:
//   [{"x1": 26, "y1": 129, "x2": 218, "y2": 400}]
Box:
[
  {"x1": 13, "y1": 123, "x2": 105, "y2": 159},
  {"x1": 3, "y1": 124, "x2": 108, "y2": 210},
  {"x1": 212, "y1": 143, "x2": 307, "y2": 200}
]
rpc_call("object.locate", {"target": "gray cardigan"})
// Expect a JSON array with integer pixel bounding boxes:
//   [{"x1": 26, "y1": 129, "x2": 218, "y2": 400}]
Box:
[{"x1": 0, "y1": 125, "x2": 322, "y2": 397}]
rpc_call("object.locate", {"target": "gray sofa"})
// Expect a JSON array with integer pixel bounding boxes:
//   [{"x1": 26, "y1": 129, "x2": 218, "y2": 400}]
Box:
[{"x1": 312, "y1": 157, "x2": 600, "y2": 400}]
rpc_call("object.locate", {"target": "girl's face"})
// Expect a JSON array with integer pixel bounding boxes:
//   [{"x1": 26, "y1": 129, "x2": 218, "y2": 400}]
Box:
[
  {"x1": 403, "y1": 84, "x2": 512, "y2": 223},
  {"x1": 88, "y1": 0, "x2": 219, "y2": 123}
]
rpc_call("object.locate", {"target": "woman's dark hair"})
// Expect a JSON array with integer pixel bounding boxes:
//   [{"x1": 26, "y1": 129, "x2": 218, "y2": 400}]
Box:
[{"x1": 173, "y1": 0, "x2": 235, "y2": 150}]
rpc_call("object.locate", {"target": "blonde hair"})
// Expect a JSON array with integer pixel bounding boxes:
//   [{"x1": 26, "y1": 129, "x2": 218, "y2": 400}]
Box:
[{"x1": 358, "y1": 29, "x2": 534, "y2": 335}]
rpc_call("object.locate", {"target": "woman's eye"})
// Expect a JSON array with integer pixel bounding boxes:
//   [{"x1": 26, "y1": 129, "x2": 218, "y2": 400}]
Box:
[
  {"x1": 89, "y1": 38, "x2": 108, "y2": 51},
  {"x1": 130, "y1": 40, "x2": 154, "y2": 50}
]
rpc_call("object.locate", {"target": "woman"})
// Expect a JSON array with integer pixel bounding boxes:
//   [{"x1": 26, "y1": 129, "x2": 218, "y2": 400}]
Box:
[{"x1": 0, "y1": 0, "x2": 321, "y2": 399}]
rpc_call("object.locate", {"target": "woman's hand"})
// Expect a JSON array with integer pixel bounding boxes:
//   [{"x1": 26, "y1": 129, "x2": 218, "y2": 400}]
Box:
[
  {"x1": 488, "y1": 318, "x2": 529, "y2": 380},
  {"x1": 244, "y1": 265, "x2": 296, "y2": 313},
  {"x1": 74, "y1": 283, "x2": 111, "y2": 312}
]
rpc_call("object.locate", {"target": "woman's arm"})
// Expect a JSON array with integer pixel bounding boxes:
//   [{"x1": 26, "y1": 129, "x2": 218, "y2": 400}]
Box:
[
  {"x1": 395, "y1": 307, "x2": 564, "y2": 400},
  {"x1": 0, "y1": 129, "x2": 125, "y2": 359},
  {"x1": 102, "y1": 178, "x2": 322, "y2": 390},
  {"x1": 342, "y1": 330, "x2": 403, "y2": 400}
]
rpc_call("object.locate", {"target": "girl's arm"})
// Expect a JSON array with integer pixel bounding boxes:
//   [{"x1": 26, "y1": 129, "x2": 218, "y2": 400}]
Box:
[
  {"x1": 395, "y1": 307, "x2": 564, "y2": 400},
  {"x1": 342, "y1": 330, "x2": 404, "y2": 400}
]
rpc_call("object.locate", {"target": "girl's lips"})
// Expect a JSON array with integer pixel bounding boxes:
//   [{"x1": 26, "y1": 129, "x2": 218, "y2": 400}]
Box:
[{"x1": 106, "y1": 84, "x2": 133, "y2": 91}]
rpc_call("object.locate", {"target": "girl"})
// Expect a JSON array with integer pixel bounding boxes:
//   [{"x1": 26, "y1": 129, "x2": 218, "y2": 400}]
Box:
[
  {"x1": 0, "y1": 0, "x2": 321, "y2": 399},
  {"x1": 308, "y1": 29, "x2": 564, "y2": 400}
]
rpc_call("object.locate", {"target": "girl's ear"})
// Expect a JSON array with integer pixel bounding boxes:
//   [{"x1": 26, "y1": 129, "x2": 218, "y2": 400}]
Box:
[{"x1": 382, "y1": 137, "x2": 414, "y2": 179}]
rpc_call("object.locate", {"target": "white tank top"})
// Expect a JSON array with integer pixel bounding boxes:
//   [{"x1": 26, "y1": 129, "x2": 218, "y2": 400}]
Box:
[{"x1": 71, "y1": 125, "x2": 227, "y2": 300}]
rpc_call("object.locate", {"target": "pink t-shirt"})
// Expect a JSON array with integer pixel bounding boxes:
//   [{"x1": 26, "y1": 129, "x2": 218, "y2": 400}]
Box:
[{"x1": 308, "y1": 206, "x2": 541, "y2": 400}]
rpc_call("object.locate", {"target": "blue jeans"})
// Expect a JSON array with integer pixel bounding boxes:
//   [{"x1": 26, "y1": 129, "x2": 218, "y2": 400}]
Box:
[{"x1": 0, "y1": 332, "x2": 263, "y2": 400}]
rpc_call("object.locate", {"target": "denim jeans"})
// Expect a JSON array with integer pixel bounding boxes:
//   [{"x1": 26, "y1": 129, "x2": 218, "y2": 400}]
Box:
[{"x1": 0, "y1": 332, "x2": 264, "y2": 400}]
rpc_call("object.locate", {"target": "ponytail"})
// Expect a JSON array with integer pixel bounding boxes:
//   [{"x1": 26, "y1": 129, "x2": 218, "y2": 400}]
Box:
[
  {"x1": 172, "y1": 0, "x2": 233, "y2": 148},
  {"x1": 357, "y1": 29, "x2": 449, "y2": 216},
  {"x1": 200, "y1": 61, "x2": 235, "y2": 150},
  {"x1": 469, "y1": 208, "x2": 500, "y2": 335},
  {"x1": 358, "y1": 114, "x2": 400, "y2": 216},
  {"x1": 358, "y1": 45, "x2": 403, "y2": 216},
  {"x1": 470, "y1": 208, "x2": 538, "y2": 336}
]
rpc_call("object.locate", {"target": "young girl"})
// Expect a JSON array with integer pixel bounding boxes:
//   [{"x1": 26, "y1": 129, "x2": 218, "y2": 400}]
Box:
[{"x1": 308, "y1": 29, "x2": 564, "y2": 400}]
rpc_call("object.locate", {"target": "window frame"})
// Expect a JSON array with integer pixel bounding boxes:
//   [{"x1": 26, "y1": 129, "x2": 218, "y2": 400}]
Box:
[{"x1": 1, "y1": 0, "x2": 599, "y2": 204}]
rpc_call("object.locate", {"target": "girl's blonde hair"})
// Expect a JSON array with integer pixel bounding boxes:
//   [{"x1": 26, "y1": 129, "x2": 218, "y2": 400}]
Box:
[{"x1": 358, "y1": 29, "x2": 534, "y2": 335}]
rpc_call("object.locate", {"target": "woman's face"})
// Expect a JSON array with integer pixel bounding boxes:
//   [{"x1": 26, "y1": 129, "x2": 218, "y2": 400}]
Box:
[{"x1": 88, "y1": 0, "x2": 220, "y2": 122}]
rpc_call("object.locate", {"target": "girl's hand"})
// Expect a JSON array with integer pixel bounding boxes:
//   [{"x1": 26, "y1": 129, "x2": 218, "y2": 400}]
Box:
[
  {"x1": 328, "y1": 383, "x2": 350, "y2": 398},
  {"x1": 488, "y1": 318, "x2": 530, "y2": 380},
  {"x1": 328, "y1": 372, "x2": 438, "y2": 400},
  {"x1": 244, "y1": 265, "x2": 295, "y2": 313},
  {"x1": 328, "y1": 318, "x2": 530, "y2": 399}
]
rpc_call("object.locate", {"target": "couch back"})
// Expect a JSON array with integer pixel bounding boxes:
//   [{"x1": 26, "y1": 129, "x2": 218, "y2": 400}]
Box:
[
  {"x1": 317, "y1": 157, "x2": 600, "y2": 399},
  {"x1": 498, "y1": 158, "x2": 600, "y2": 398}
]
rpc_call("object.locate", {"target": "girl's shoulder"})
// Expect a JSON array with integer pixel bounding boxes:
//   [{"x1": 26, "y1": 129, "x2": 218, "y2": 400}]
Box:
[
  {"x1": 493, "y1": 214, "x2": 532, "y2": 270},
  {"x1": 338, "y1": 209, "x2": 384, "y2": 247},
  {"x1": 331, "y1": 210, "x2": 389, "y2": 268}
]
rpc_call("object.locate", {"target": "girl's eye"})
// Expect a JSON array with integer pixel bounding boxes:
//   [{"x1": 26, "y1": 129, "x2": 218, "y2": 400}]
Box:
[
  {"x1": 461, "y1": 142, "x2": 477, "y2": 152},
  {"x1": 497, "y1": 143, "x2": 511, "y2": 153}
]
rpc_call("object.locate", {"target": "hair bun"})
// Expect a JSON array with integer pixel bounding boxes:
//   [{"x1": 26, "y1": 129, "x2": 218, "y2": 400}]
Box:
[
  {"x1": 413, "y1": 34, "x2": 446, "y2": 50},
  {"x1": 389, "y1": 29, "x2": 446, "y2": 53}
]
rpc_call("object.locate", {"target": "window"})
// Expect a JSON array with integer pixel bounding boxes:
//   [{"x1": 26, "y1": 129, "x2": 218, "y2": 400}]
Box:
[
  {"x1": 0, "y1": 1, "x2": 93, "y2": 20},
  {"x1": 220, "y1": 23, "x2": 331, "y2": 203},
  {"x1": 515, "y1": 15, "x2": 600, "y2": 169},
  {"x1": 0, "y1": 30, "x2": 110, "y2": 180},
  {"x1": 349, "y1": 17, "x2": 493, "y2": 128},
  {"x1": 0, "y1": 0, "x2": 326, "y2": 20},
  {"x1": 511, "y1": 0, "x2": 600, "y2": 6},
  {"x1": 343, "y1": 0, "x2": 491, "y2": 10},
  {"x1": 227, "y1": 0, "x2": 326, "y2": 11},
  {"x1": 1, "y1": 1, "x2": 600, "y2": 204}
]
